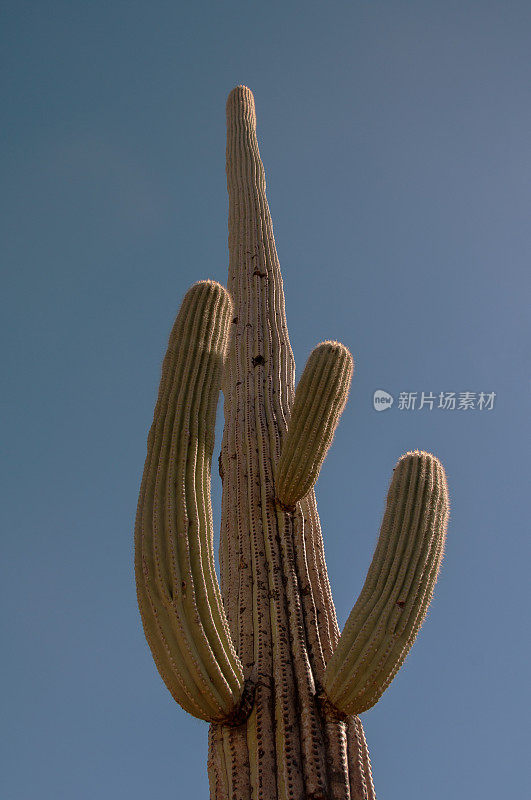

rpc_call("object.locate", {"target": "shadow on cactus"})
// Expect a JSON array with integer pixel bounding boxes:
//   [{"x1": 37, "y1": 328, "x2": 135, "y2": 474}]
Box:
[{"x1": 135, "y1": 86, "x2": 450, "y2": 800}]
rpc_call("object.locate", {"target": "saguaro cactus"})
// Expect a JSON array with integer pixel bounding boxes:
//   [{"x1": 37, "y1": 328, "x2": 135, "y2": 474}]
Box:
[{"x1": 135, "y1": 86, "x2": 450, "y2": 799}]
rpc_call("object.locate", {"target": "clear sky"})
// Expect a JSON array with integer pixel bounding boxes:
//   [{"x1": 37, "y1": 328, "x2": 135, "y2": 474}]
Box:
[{"x1": 2, "y1": 2, "x2": 530, "y2": 798}]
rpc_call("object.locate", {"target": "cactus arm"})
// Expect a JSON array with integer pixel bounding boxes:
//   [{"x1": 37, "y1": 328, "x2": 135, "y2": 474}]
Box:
[
  {"x1": 323, "y1": 450, "x2": 449, "y2": 715},
  {"x1": 135, "y1": 280, "x2": 247, "y2": 724},
  {"x1": 275, "y1": 341, "x2": 354, "y2": 508}
]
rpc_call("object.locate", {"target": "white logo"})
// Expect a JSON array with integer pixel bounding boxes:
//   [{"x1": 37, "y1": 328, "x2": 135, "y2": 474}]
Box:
[{"x1": 373, "y1": 389, "x2": 394, "y2": 411}]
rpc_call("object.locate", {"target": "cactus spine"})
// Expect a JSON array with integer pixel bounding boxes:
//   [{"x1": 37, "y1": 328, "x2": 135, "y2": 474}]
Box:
[{"x1": 135, "y1": 86, "x2": 450, "y2": 799}]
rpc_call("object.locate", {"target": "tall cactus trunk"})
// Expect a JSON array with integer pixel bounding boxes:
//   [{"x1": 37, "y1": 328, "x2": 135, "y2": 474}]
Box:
[
  {"x1": 207, "y1": 86, "x2": 374, "y2": 800},
  {"x1": 135, "y1": 85, "x2": 449, "y2": 800}
]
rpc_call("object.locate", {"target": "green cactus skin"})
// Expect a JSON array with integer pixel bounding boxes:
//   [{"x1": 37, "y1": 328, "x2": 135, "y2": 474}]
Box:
[
  {"x1": 323, "y1": 451, "x2": 449, "y2": 715},
  {"x1": 135, "y1": 86, "x2": 450, "y2": 800},
  {"x1": 135, "y1": 281, "x2": 247, "y2": 723},
  {"x1": 275, "y1": 341, "x2": 353, "y2": 509}
]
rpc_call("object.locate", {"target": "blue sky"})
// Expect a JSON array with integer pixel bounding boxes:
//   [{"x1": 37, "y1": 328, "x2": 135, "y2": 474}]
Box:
[{"x1": 2, "y1": 1, "x2": 530, "y2": 797}]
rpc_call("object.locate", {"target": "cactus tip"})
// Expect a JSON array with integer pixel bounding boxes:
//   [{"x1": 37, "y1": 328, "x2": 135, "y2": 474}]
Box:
[
  {"x1": 314, "y1": 340, "x2": 354, "y2": 369},
  {"x1": 398, "y1": 449, "x2": 440, "y2": 464},
  {"x1": 226, "y1": 85, "x2": 256, "y2": 127}
]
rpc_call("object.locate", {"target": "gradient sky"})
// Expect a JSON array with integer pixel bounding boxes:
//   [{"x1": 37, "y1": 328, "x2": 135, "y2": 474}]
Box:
[{"x1": 2, "y1": 2, "x2": 530, "y2": 798}]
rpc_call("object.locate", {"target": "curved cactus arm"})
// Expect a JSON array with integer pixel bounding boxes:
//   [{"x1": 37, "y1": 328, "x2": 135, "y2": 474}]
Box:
[
  {"x1": 275, "y1": 341, "x2": 353, "y2": 508},
  {"x1": 135, "y1": 280, "x2": 247, "y2": 724},
  {"x1": 323, "y1": 450, "x2": 449, "y2": 715}
]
